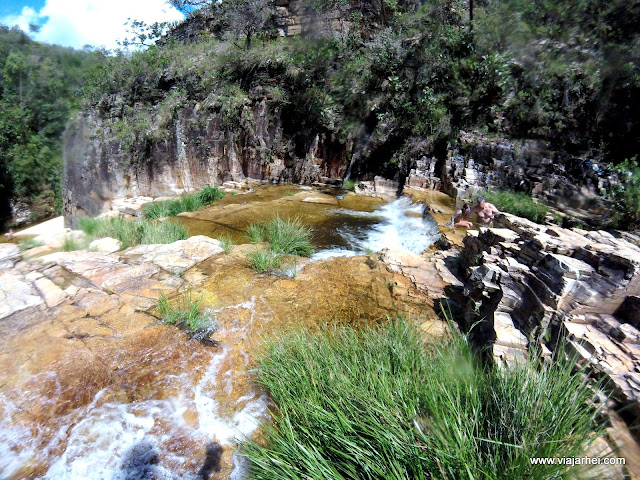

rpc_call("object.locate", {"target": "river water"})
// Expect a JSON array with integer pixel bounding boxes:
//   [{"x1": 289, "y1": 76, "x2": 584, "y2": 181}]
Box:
[{"x1": 0, "y1": 186, "x2": 442, "y2": 479}]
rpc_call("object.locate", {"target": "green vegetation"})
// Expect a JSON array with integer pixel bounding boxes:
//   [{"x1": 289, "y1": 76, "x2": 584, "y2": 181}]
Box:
[
  {"x1": 608, "y1": 157, "x2": 640, "y2": 230},
  {"x1": 342, "y1": 179, "x2": 355, "y2": 192},
  {"x1": 18, "y1": 238, "x2": 44, "y2": 251},
  {"x1": 157, "y1": 291, "x2": 215, "y2": 333},
  {"x1": 263, "y1": 216, "x2": 313, "y2": 257},
  {"x1": 242, "y1": 319, "x2": 604, "y2": 479},
  {"x1": 245, "y1": 216, "x2": 314, "y2": 273},
  {"x1": 480, "y1": 190, "x2": 549, "y2": 223},
  {"x1": 247, "y1": 223, "x2": 265, "y2": 243},
  {"x1": 247, "y1": 249, "x2": 284, "y2": 273},
  {"x1": 217, "y1": 234, "x2": 233, "y2": 253},
  {"x1": 61, "y1": 236, "x2": 83, "y2": 252},
  {"x1": 78, "y1": 215, "x2": 187, "y2": 248},
  {"x1": 0, "y1": 26, "x2": 106, "y2": 227},
  {"x1": 142, "y1": 185, "x2": 225, "y2": 219}
]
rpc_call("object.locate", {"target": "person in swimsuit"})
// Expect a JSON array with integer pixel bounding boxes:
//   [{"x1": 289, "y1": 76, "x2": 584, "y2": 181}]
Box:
[
  {"x1": 470, "y1": 196, "x2": 499, "y2": 225},
  {"x1": 450, "y1": 203, "x2": 473, "y2": 229}
]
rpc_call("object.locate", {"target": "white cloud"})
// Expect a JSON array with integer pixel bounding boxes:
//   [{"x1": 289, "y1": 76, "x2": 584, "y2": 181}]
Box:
[{"x1": 1, "y1": 0, "x2": 185, "y2": 49}]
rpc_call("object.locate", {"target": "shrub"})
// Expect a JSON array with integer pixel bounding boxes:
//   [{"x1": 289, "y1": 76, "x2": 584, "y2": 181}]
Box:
[
  {"x1": 247, "y1": 249, "x2": 283, "y2": 273},
  {"x1": 242, "y1": 319, "x2": 605, "y2": 480},
  {"x1": 156, "y1": 291, "x2": 216, "y2": 333},
  {"x1": 18, "y1": 238, "x2": 44, "y2": 251},
  {"x1": 196, "y1": 185, "x2": 225, "y2": 204},
  {"x1": 263, "y1": 216, "x2": 314, "y2": 256},
  {"x1": 217, "y1": 234, "x2": 233, "y2": 253},
  {"x1": 480, "y1": 190, "x2": 549, "y2": 223}
]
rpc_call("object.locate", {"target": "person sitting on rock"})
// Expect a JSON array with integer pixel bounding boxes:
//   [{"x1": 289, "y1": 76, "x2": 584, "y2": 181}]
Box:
[
  {"x1": 449, "y1": 203, "x2": 473, "y2": 229},
  {"x1": 3, "y1": 229, "x2": 14, "y2": 241},
  {"x1": 471, "y1": 195, "x2": 499, "y2": 225}
]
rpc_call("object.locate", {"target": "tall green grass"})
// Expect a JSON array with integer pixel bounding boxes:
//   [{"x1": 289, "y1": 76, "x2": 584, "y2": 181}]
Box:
[
  {"x1": 480, "y1": 190, "x2": 549, "y2": 224},
  {"x1": 242, "y1": 319, "x2": 605, "y2": 480},
  {"x1": 247, "y1": 216, "x2": 314, "y2": 256},
  {"x1": 143, "y1": 185, "x2": 225, "y2": 219},
  {"x1": 247, "y1": 249, "x2": 283, "y2": 273},
  {"x1": 78, "y1": 215, "x2": 187, "y2": 248},
  {"x1": 18, "y1": 238, "x2": 44, "y2": 251}
]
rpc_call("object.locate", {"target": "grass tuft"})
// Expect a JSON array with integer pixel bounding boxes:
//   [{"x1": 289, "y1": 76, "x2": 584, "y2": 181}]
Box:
[
  {"x1": 263, "y1": 215, "x2": 314, "y2": 257},
  {"x1": 61, "y1": 236, "x2": 83, "y2": 252},
  {"x1": 242, "y1": 319, "x2": 605, "y2": 480},
  {"x1": 143, "y1": 185, "x2": 225, "y2": 219},
  {"x1": 247, "y1": 223, "x2": 265, "y2": 243},
  {"x1": 247, "y1": 249, "x2": 283, "y2": 273},
  {"x1": 217, "y1": 234, "x2": 233, "y2": 253},
  {"x1": 156, "y1": 291, "x2": 216, "y2": 333},
  {"x1": 78, "y1": 215, "x2": 187, "y2": 248},
  {"x1": 479, "y1": 190, "x2": 549, "y2": 223},
  {"x1": 18, "y1": 238, "x2": 44, "y2": 251},
  {"x1": 342, "y1": 179, "x2": 355, "y2": 191}
]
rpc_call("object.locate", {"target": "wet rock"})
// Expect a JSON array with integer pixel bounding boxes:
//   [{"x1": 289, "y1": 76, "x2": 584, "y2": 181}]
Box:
[
  {"x1": 0, "y1": 243, "x2": 20, "y2": 269},
  {"x1": 89, "y1": 237, "x2": 122, "y2": 253},
  {"x1": 122, "y1": 236, "x2": 224, "y2": 275}
]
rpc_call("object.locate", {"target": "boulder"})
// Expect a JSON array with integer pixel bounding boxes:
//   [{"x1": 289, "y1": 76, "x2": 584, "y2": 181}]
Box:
[{"x1": 89, "y1": 237, "x2": 122, "y2": 253}]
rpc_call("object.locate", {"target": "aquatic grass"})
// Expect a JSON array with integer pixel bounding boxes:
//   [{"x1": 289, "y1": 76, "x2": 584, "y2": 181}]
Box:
[
  {"x1": 18, "y1": 238, "x2": 44, "y2": 251},
  {"x1": 242, "y1": 319, "x2": 605, "y2": 480},
  {"x1": 143, "y1": 185, "x2": 225, "y2": 219},
  {"x1": 78, "y1": 215, "x2": 187, "y2": 248},
  {"x1": 247, "y1": 249, "x2": 283, "y2": 273},
  {"x1": 263, "y1": 215, "x2": 314, "y2": 257},
  {"x1": 156, "y1": 291, "x2": 215, "y2": 333},
  {"x1": 247, "y1": 223, "x2": 265, "y2": 243},
  {"x1": 217, "y1": 234, "x2": 233, "y2": 253},
  {"x1": 480, "y1": 190, "x2": 549, "y2": 224}
]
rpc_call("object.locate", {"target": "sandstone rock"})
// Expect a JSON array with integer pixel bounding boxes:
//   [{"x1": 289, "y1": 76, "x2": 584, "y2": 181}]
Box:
[
  {"x1": 123, "y1": 236, "x2": 224, "y2": 274},
  {"x1": 0, "y1": 243, "x2": 20, "y2": 269},
  {"x1": 89, "y1": 237, "x2": 122, "y2": 253}
]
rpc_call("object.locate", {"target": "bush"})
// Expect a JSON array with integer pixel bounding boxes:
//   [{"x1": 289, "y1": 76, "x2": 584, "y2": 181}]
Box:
[
  {"x1": 242, "y1": 319, "x2": 605, "y2": 480},
  {"x1": 342, "y1": 179, "x2": 355, "y2": 191},
  {"x1": 78, "y1": 215, "x2": 187, "y2": 248},
  {"x1": 156, "y1": 291, "x2": 215, "y2": 333},
  {"x1": 480, "y1": 190, "x2": 549, "y2": 223},
  {"x1": 263, "y1": 216, "x2": 314, "y2": 256},
  {"x1": 247, "y1": 249, "x2": 283, "y2": 273}
]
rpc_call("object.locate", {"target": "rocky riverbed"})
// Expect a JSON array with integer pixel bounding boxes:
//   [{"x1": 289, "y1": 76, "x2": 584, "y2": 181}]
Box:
[{"x1": 1, "y1": 184, "x2": 639, "y2": 478}]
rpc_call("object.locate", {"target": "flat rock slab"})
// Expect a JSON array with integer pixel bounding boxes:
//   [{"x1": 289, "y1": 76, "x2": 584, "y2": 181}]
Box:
[
  {"x1": 13, "y1": 216, "x2": 65, "y2": 240},
  {"x1": 0, "y1": 271, "x2": 44, "y2": 320},
  {"x1": 123, "y1": 236, "x2": 223, "y2": 274}
]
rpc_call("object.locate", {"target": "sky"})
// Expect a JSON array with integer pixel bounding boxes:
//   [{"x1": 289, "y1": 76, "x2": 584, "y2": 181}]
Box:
[{"x1": 0, "y1": 0, "x2": 185, "y2": 50}]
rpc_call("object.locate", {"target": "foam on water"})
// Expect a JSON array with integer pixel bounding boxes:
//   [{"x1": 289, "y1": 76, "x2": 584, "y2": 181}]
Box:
[
  {"x1": 312, "y1": 196, "x2": 439, "y2": 260},
  {"x1": 0, "y1": 347, "x2": 268, "y2": 479}
]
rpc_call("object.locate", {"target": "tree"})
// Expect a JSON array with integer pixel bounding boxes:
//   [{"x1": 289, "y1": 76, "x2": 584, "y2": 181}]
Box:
[{"x1": 225, "y1": 0, "x2": 274, "y2": 48}]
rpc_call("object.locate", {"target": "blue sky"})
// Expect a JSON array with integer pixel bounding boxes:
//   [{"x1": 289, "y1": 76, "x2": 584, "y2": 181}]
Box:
[{"x1": 0, "y1": 0, "x2": 184, "y2": 49}]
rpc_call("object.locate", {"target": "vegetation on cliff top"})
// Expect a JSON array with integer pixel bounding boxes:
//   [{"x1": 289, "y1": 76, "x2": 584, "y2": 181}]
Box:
[{"x1": 242, "y1": 318, "x2": 605, "y2": 479}]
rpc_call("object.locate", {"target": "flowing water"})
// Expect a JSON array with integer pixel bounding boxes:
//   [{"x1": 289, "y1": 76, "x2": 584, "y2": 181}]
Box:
[{"x1": 0, "y1": 185, "x2": 445, "y2": 479}]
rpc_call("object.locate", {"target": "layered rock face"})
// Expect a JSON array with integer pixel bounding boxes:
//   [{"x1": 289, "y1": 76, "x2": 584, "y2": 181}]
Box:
[
  {"x1": 63, "y1": 103, "x2": 349, "y2": 226},
  {"x1": 445, "y1": 213, "x2": 640, "y2": 424},
  {"x1": 407, "y1": 132, "x2": 613, "y2": 222}
]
